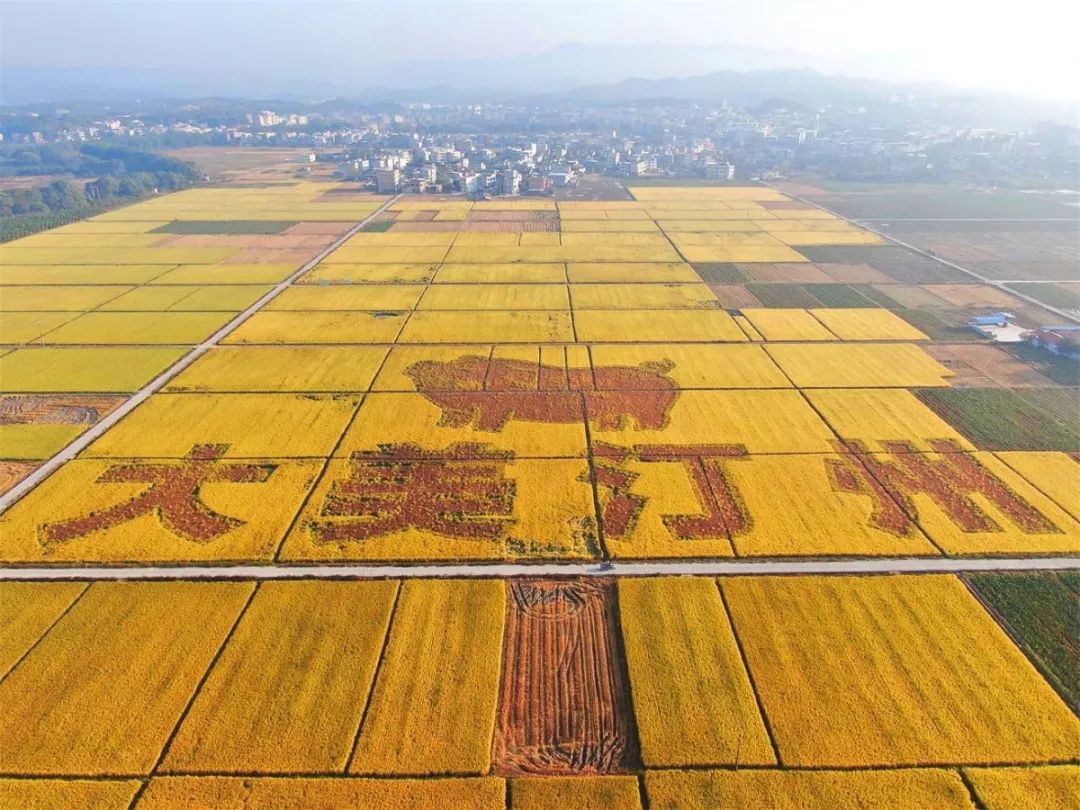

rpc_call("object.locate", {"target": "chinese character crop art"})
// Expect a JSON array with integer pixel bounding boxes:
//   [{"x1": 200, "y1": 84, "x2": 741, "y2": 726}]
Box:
[{"x1": 0, "y1": 161, "x2": 1077, "y2": 810}]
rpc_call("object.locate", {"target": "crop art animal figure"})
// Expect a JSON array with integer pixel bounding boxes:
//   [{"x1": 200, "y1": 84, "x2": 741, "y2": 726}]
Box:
[
  {"x1": 404, "y1": 356, "x2": 679, "y2": 430},
  {"x1": 39, "y1": 444, "x2": 275, "y2": 546}
]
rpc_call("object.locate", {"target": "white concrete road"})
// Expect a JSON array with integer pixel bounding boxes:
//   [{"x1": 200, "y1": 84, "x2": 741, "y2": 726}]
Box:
[
  {"x1": 1, "y1": 556, "x2": 1077, "y2": 581},
  {"x1": 779, "y1": 189, "x2": 1080, "y2": 326},
  {"x1": 0, "y1": 195, "x2": 401, "y2": 514}
]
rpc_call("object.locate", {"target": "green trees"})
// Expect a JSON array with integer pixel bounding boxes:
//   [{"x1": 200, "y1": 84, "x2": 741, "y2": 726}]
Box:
[{"x1": 0, "y1": 143, "x2": 200, "y2": 241}]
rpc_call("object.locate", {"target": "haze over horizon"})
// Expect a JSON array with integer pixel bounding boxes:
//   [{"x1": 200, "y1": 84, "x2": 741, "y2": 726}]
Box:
[{"x1": 3, "y1": 0, "x2": 1079, "y2": 103}]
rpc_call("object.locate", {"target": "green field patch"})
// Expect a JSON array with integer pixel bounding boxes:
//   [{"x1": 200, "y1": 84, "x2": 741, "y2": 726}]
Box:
[
  {"x1": 1022, "y1": 388, "x2": 1080, "y2": 425},
  {"x1": 1003, "y1": 344, "x2": 1080, "y2": 387},
  {"x1": 916, "y1": 388, "x2": 1079, "y2": 451},
  {"x1": 1006, "y1": 283, "x2": 1080, "y2": 313},
  {"x1": 966, "y1": 572, "x2": 1079, "y2": 713},
  {"x1": 691, "y1": 263, "x2": 747, "y2": 283},
  {"x1": 151, "y1": 220, "x2": 297, "y2": 234},
  {"x1": 891, "y1": 308, "x2": 985, "y2": 342},
  {"x1": 868, "y1": 261, "x2": 970, "y2": 285},
  {"x1": 744, "y1": 283, "x2": 821, "y2": 308},
  {"x1": 800, "y1": 283, "x2": 880, "y2": 308},
  {"x1": 851, "y1": 284, "x2": 905, "y2": 308},
  {"x1": 797, "y1": 246, "x2": 968, "y2": 284},
  {"x1": 359, "y1": 219, "x2": 395, "y2": 233},
  {"x1": 810, "y1": 183, "x2": 1079, "y2": 218},
  {"x1": 797, "y1": 245, "x2": 916, "y2": 264}
]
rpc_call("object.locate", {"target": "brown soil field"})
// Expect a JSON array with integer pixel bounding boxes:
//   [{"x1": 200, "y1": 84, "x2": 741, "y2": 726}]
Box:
[
  {"x1": 0, "y1": 461, "x2": 37, "y2": 494},
  {"x1": 772, "y1": 182, "x2": 839, "y2": 199},
  {"x1": 925, "y1": 344, "x2": 1058, "y2": 388},
  {"x1": 817, "y1": 263, "x2": 893, "y2": 283},
  {"x1": 459, "y1": 221, "x2": 560, "y2": 233},
  {"x1": 921, "y1": 284, "x2": 1020, "y2": 309},
  {"x1": 707, "y1": 284, "x2": 762, "y2": 308},
  {"x1": 0, "y1": 394, "x2": 125, "y2": 426},
  {"x1": 741, "y1": 263, "x2": 833, "y2": 283},
  {"x1": 163, "y1": 147, "x2": 313, "y2": 176},
  {"x1": 882, "y1": 225, "x2": 1080, "y2": 283},
  {"x1": 1008, "y1": 300, "x2": 1074, "y2": 327},
  {"x1": 974, "y1": 261, "x2": 1080, "y2": 281},
  {"x1": 869, "y1": 284, "x2": 954, "y2": 309},
  {"x1": 493, "y1": 578, "x2": 639, "y2": 776},
  {"x1": 467, "y1": 211, "x2": 559, "y2": 222}
]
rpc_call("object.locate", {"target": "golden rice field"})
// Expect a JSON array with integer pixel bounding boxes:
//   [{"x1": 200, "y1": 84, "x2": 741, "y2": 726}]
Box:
[
  {"x1": 0, "y1": 575, "x2": 1076, "y2": 808},
  {"x1": 2, "y1": 184, "x2": 1075, "y2": 559},
  {"x1": 1, "y1": 177, "x2": 1075, "y2": 807}
]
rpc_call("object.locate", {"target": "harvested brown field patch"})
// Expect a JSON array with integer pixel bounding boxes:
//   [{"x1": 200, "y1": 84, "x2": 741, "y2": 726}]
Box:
[
  {"x1": 922, "y1": 284, "x2": 1019, "y2": 309},
  {"x1": 493, "y1": 578, "x2": 639, "y2": 776},
  {"x1": 0, "y1": 394, "x2": 124, "y2": 426},
  {"x1": 817, "y1": 263, "x2": 893, "y2": 283},
  {"x1": 869, "y1": 284, "x2": 952, "y2": 309},
  {"x1": 0, "y1": 461, "x2": 36, "y2": 494},
  {"x1": 873, "y1": 261, "x2": 971, "y2": 284},
  {"x1": 1002, "y1": 301, "x2": 1066, "y2": 329},
  {"x1": 924, "y1": 344, "x2": 1058, "y2": 388},
  {"x1": 467, "y1": 210, "x2": 559, "y2": 222},
  {"x1": 460, "y1": 221, "x2": 560, "y2": 233},
  {"x1": 1003, "y1": 344, "x2": 1080, "y2": 387},
  {"x1": 708, "y1": 284, "x2": 762, "y2": 308},
  {"x1": 740, "y1": 263, "x2": 833, "y2": 283}
]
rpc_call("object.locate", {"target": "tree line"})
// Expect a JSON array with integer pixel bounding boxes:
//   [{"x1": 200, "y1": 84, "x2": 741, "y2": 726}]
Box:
[{"x1": 0, "y1": 143, "x2": 199, "y2": 241}]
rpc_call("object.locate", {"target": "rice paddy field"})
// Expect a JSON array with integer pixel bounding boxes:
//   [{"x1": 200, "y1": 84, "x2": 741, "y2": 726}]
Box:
[{"x1": 0, "y1": 172, "x2": 1076, "y2": 808}]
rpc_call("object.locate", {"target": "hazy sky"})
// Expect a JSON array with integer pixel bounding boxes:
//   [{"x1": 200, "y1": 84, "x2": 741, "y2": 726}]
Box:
[{"x1": 3, "y1": 0, "x2": 1079, "y2": 100}]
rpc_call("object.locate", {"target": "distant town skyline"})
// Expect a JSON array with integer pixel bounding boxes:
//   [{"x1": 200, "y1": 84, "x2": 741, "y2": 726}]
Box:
[{"x1": 3, "y1": 1, "x2": 1079, "y2": 101}]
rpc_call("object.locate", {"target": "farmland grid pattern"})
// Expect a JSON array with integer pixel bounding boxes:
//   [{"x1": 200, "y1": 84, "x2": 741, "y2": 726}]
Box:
[{"x1": 1, "y1": 174, "x2": 1077, "y2": 809}]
